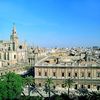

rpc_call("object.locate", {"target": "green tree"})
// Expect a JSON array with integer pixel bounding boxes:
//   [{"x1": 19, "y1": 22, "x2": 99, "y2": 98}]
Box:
[
  {"x1": 45, "y1": 77, "x2": 53, "y2": 100},
  {"x1": 0, "y1": 72, "x2": 24, "y2": 100},
  {"x1": 87, "y1": 91, "x2": 100, "y2": 100},
  {"x1": 63, "y1": 78, "x2": 74, "y2": 96},
  {"x1": 78, "y1": 87, "x2": 88, "y2": 96},
  {"x1": 0, "y1": 80, "x2": 7, "y2": 100}
]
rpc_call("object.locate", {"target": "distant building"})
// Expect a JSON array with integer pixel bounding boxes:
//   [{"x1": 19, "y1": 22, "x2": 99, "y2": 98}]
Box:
[
  {"x1": 0, "y1": 25, "x2": 100, "y2": 92},
  {"x1": 0, "y1": 25, "x2": 48, "y2": 75},
  {"x1": 0, "y1": 24, "x2": 27, "y2": 68},
  {"x1": 34, "y1": 51, "x2": 100, "y2": 91}
]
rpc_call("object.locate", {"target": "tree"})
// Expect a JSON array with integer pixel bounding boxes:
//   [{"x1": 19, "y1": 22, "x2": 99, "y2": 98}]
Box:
[
  {"x1": 78, "y1": 87, "x2": 88, "y2": 96},
  {"x1": 50, "y1": 94, "x2": 63, "y2": 100},
  {"x1": 60, "y1": 93, "x2": 71, "y2": 100},
  {"x1": 45, "y1": 77, "x2": 53, "y2": 100},
  {"x1": 0, "y1": 72, "x2": 24, "y2": 100},
  {"x1": 0, "y1": 80, "x2": 7, "y2": 100},
  {"x1": 87, "y1": 91, "x2": 100, "y2": 100},
  {"x1": 24, "y1": 76, "x2": 44, "y2": 98},
  {"x1": 24, "y1": 76, "x2": 35, "y2": 96},
  {"x1": 63, "y1": 78, "x2": 74, "y2": 96}
]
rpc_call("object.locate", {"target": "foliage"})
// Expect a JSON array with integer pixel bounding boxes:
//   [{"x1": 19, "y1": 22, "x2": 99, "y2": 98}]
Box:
[
  {"x1": 1, "y1": 72, "x2": 100, "y2": 100},
  {"x1": 24, "y1": 76, "x2": 44, "y2": 98},
  {"x1": 87, "y1": 91, "x2": 100, "y2": 100},
  {"x1": 45, "y1": 77, "x2": 53, "y2": 87},
  {"x1": 24, "y1": 76, "x2": 35, "y2": 86},
  {"x1": 77, "y1": 87, "x2": 88, "y2": 96},
  {"x1": 60, "y1": 93, "x2": 72, "y2": 100},
  {"x1": 64, "y1": 78, "x2": 74, "y2": 88},
  {"x1": 63, "y1": 78, "x2": 74, "y2": 96},
  {"x1": 19, "y1": 96, "x2": 43, "y2": 100},
  {"x1": 45, "y1": 77, "x2": 53, "y2": 100},
  {"x1": 24, "y1": 76, "x2": 35, "y2": 96},
  {"x1": 0, "y1": 72, "x2": 24, "y2": 100},
  {"x1": 45, "y1": 95, "x2": 63, "y2": 100},
  {"x1": 78, "y1": 95, "x2": 88, "y2": 100}
]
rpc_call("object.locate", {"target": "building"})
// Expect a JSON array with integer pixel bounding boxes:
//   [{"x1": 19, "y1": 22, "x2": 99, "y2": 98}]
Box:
[
  {"x1": 0, "y1": 24, "x2": 48, "y2": 75},
  {"x1": 34, "y1": 49, "x2": 100, "y2": 91},
  {"x1": 0, "y1": 25, "x2": 100, "y2": 91},
  {"x1": 0, "y1": 24, "x2": 27, "y2": 75}
]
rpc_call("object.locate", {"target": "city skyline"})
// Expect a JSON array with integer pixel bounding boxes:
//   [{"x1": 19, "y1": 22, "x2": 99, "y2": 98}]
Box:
[{"x1": 0, "y1": 0, "x2": 100, "y2": 47}]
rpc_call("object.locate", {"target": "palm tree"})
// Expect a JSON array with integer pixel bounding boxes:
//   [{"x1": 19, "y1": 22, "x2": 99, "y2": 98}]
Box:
[
  {"x1": 78, "y1": 87, "x2": 88, "y2": 96},
  {"x1": 24, "y1": 76, "x2": 44, "y2": 98},
  {"x1": 24, "y1": 76, "x2": 35, "y2": 96},
  {"x1": 45, "y1": 77, "x2": 53, "y2": 100},
  {"x1": 63, "y1": 78, "x2": 74, "y2": 96},
  {"x1": 87, "y1": 91, "x2": 100, "y2": 100}
]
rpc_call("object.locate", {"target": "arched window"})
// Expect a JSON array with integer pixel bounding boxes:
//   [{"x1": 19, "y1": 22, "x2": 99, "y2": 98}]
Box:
[
  {"x1": 0, "y1": 53, "x2": 1, "y2": 59},
  {"x1": 7, "y1": 53, "x2": 9, "y2": 60},
  {"x1": 8, "y1": 45, "x2": 11, "y2": 51},
  {"x1": 4, "y1": 53, "x2": 6, "y2": 60},
  {"x1": 13, "y1": 42, "x2": 15, "y2": 51}
]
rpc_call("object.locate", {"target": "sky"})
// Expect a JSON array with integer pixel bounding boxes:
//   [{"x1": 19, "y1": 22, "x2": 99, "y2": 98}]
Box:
[{"x1": 0, "y1": 0, "x2": 100, "y2": 47}]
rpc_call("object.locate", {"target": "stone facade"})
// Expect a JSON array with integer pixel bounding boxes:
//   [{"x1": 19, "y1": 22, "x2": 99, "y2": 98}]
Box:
[
  {"x1": 35, "y1": 65, "x2": 100, "y2": 91},
  {"x1": 0, "y1": 24, "x2": 27, "y2": 68},
  {"x1": 34, "y1": 48, "x2": 100, "y2": 91}
]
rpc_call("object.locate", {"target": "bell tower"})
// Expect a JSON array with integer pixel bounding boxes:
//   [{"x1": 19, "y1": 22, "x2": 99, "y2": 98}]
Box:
[{"x1": 10, "y1": 23, "x2": 19, "y2": 51}]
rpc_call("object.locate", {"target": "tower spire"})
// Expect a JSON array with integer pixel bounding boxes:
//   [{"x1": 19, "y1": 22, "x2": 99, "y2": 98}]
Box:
[
  {"x1": 10, "y1": 23, "x2": 19, "y2": 51},
  {"x1": 12, "y1": 23, "x2": 16, "y2": 34},
  {"x1": 10, "y1": 23, "x2": 18, "y2": 42}
]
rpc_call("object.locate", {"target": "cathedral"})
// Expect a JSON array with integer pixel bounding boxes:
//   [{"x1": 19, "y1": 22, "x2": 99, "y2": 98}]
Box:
[{"x1": 0, "y1": 24, "x2": 27, "y2": 68}]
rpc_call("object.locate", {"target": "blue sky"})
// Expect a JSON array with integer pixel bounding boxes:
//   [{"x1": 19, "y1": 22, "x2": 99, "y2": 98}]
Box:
[{"x1": 0, "y1": 0, "x2": 100, "y2": 47}]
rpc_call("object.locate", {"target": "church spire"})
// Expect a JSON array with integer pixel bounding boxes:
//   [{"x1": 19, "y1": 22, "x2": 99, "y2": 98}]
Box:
[
  {"x1": 10, "y1": 23, "x2": 19, "y2": 51},
  {"x1": 12, "y1": 23, "x2": 16, "y2": 34},
  {"x1": 10, "y1": 23, "x2": 18, "y2": 42}
]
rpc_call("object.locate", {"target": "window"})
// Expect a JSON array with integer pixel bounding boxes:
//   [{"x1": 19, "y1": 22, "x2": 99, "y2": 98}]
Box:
[
  {"x1": 53, "y1": 72, "x2": 56, "y2": 77},
  {"x1": 62, "y1": 72, "x2": 64, "y2": 77},
  {"x1": 45, "y1": 72, "x2": 47, "y2": 76},
  {"x1": 53, "y1": 85, "x2": 55, "y2": 89},
  {"x1": 8, "y1": 46, "x2": 10, "y2": 51},
  {"x1": 4, "y1": 53, "x2": 6, "y2": 60},
  {"x1": 39, "y1": 72, "x2": 41, "y2": 76},
  {"x1": 88, "y1": 72, "x2": 91, "y2": 77},
  {"x1": 62, "y1": 84, "x2": 65, "y2": 88},
  {"x1": 75, "y1": 84, "x2": 77, "y2": 89},
  {"x1": 88, "y1": 85, "x2": 90, "y2": 89},
  {"x1": 75, "y1": 73, "x2": 77, "y2": 77},
  {"x1": 14, "y1": 55, "x2": 16, "y2": 59},
  {"x1": 97, "y1": 72, "x2": 100, "y2": 77},
  {"x1": 81, "y1": 85, "x2": 84, "y2": 88},
  {"x1": 68, "y1": 73, "x2": 71, "y2": 77},
  {"x1": 97, "y1": 86, "x2": 100, "y2": 90},
  {"x1": 81, "y1": 72, "x2": 84, "y2": 77},
  {"x1": 1, "y1": 73, "x2": 2, "y2": 76},
  {"x1": 0, "y1": 53, "x2": 1, "y2": 59},
  {"x1": 8, "y1": 63, "x2": 9, "y2": 65},
  {"x1": 39, "y1": 83, "x2": 41, "y2": 87},
  {"x1": 19, "y1": 45, "x2": 22, "y2": 49},
  {"x1": 13, "y1": 42, "x2": 15, "y2": 51},
  {"x1": 29, "y1": 59, "x2": 30, "y2": 63},
  {"x1": 7, "y1": 53, "x2": 9, "y2": 60}
]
